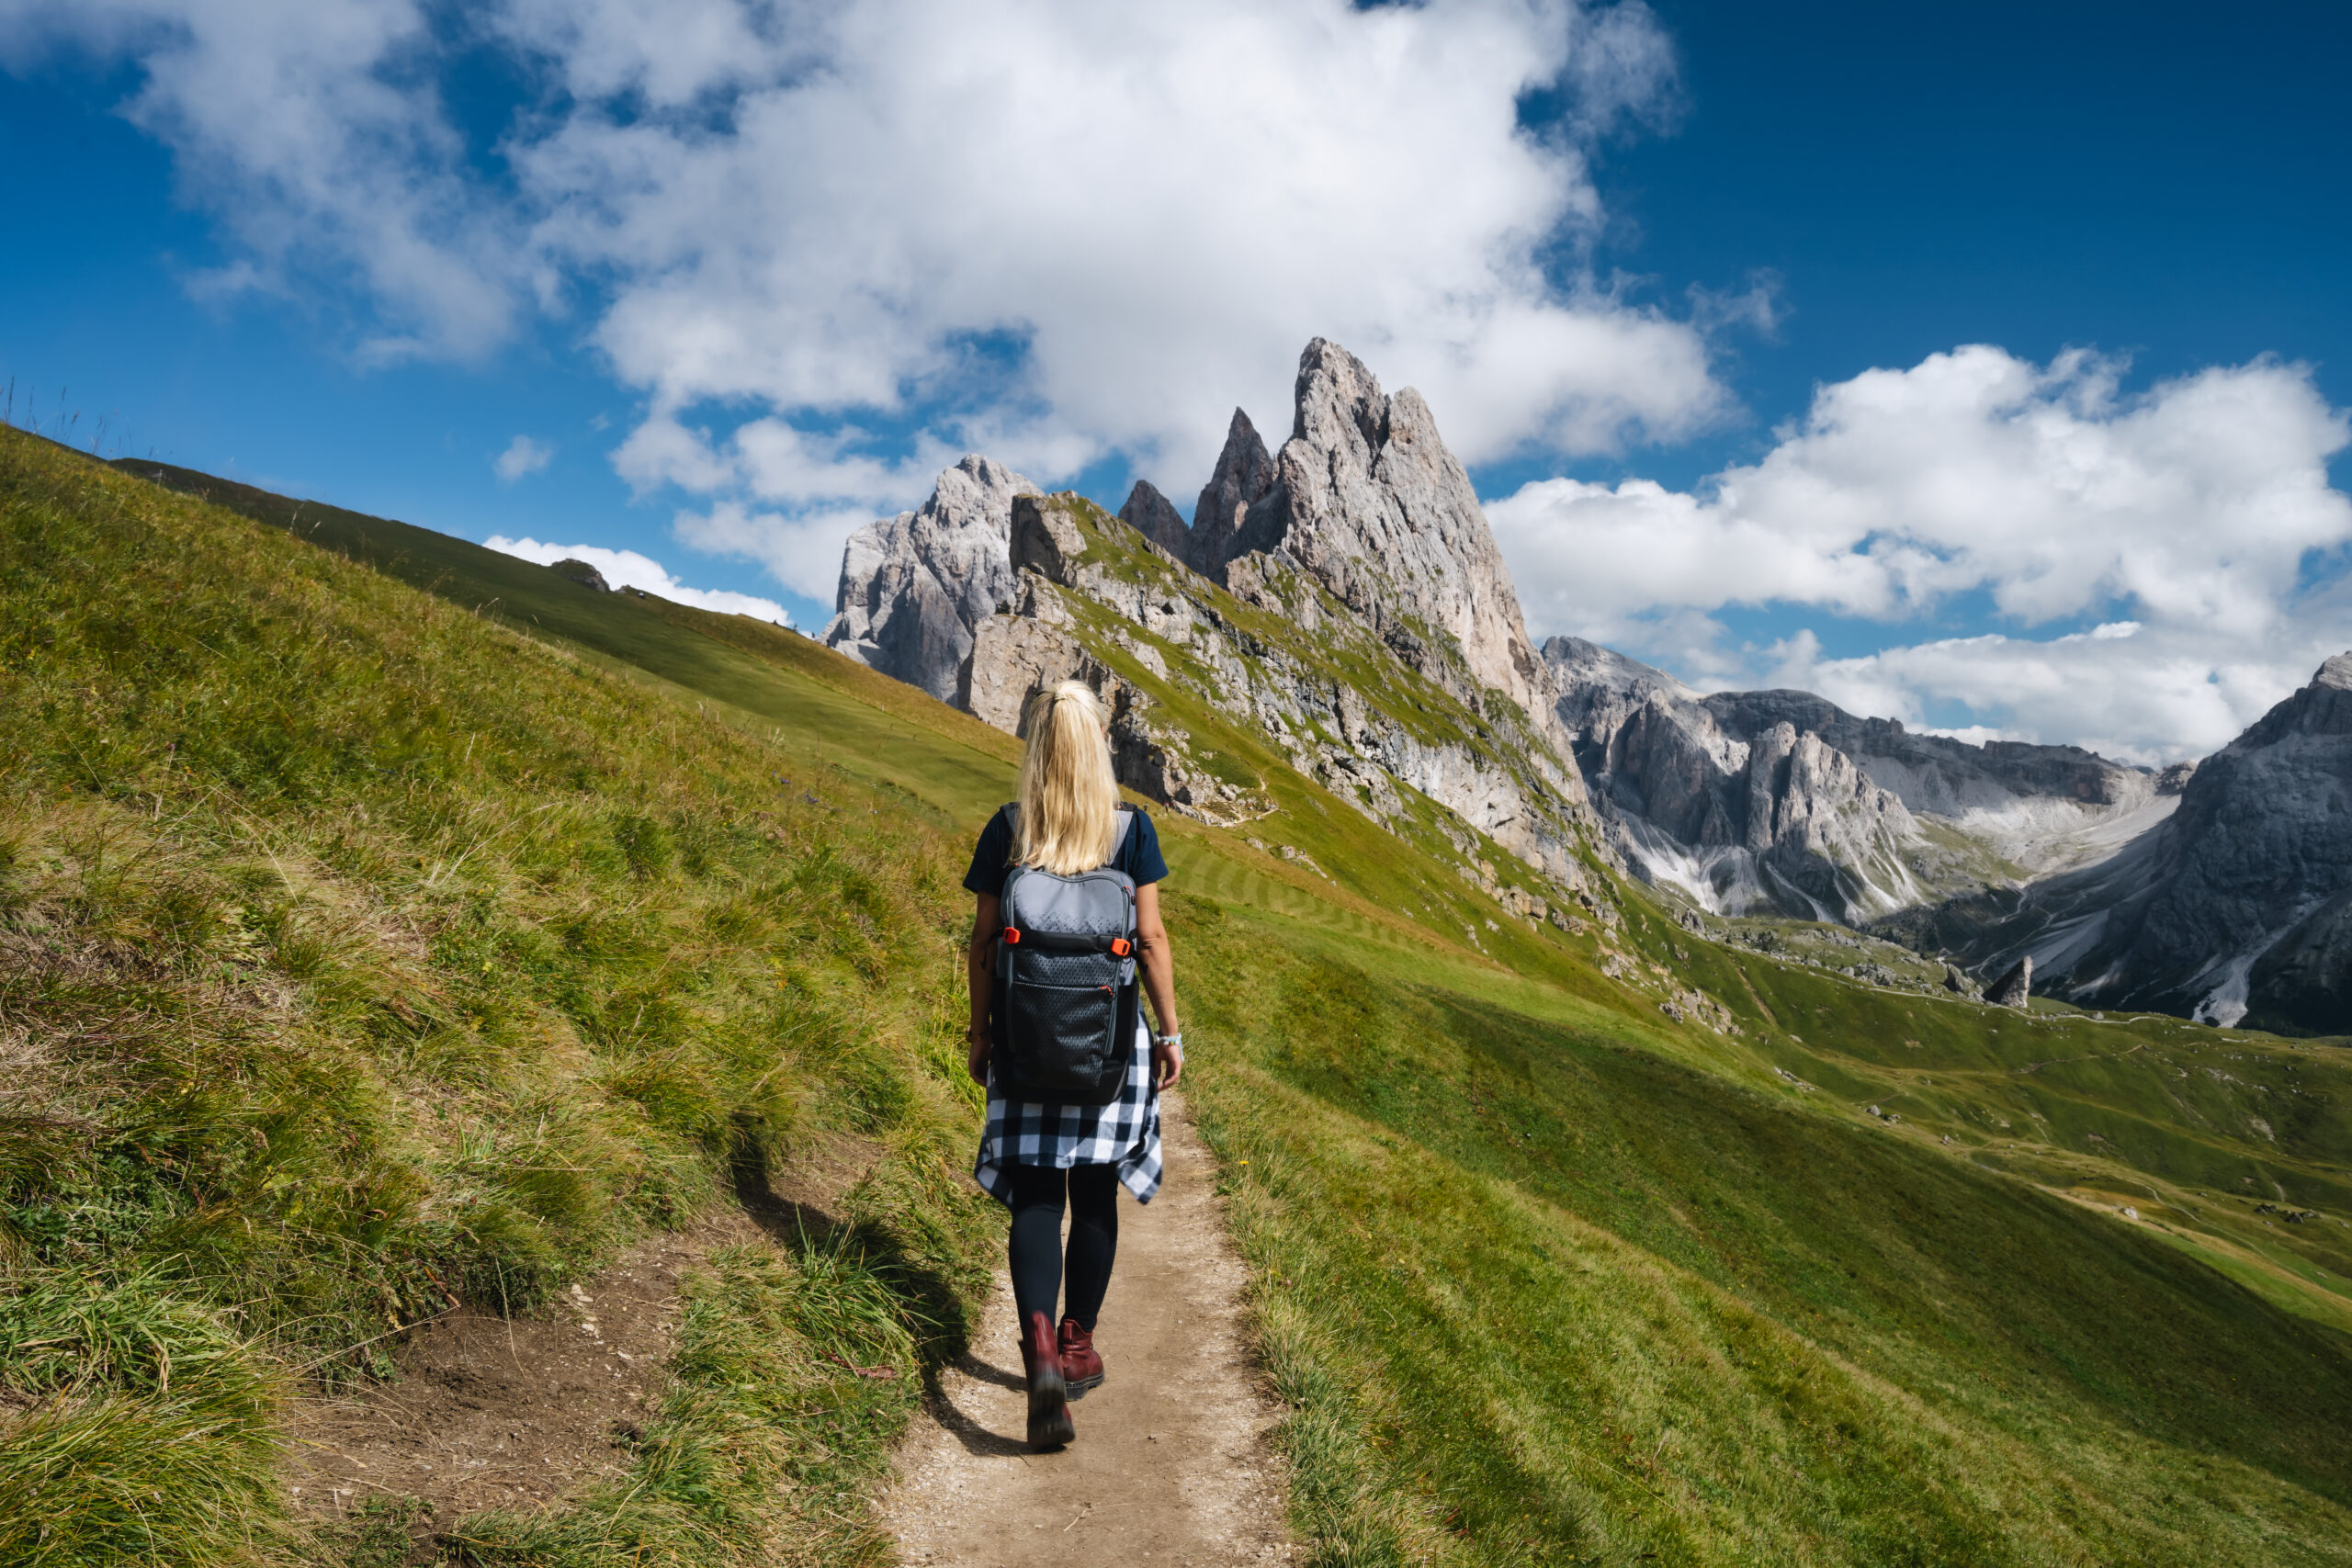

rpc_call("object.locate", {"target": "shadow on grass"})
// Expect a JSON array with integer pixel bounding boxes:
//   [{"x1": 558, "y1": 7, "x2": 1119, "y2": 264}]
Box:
[{"x1": 728, "y1": 1131, "x2": 982, "y2": 1387}]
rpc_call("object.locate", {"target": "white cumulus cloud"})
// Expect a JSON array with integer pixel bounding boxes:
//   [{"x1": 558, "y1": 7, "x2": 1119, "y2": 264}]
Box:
[
  {"x1": 492, "y1": 434, "x2": 554, "y2": 480},
  {"x1": 6, "y1": 0, "x2": 1733, "y2": 597},
  {"x1": 482, "y1": 535, "x2": 791, "y2": 624},
  {"x1": 1488, "y1": 346, "x2": 2352, "y2": 761}
]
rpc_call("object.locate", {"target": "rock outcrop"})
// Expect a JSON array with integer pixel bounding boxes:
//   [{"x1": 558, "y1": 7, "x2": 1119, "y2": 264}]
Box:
[
  {"x1": 1117, "y1": 480, "x2": 1193, "y2": 561},
  {"x1": 1986, "y1": 956, "x2": 2032, "y2": 1009},
  {"x1": 548, "y1": 558, "x2": 611, "y2": 592},
  {"x1": 820, "y1": 455, "x2": 1038, "y2": 703},
  {"x1": 1913, "y1": 653, "x2": 2352, "y2": 1030}
]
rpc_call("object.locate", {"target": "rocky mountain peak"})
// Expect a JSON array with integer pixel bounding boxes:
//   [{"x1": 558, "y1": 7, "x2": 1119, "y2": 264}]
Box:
[
  {"x1": 1116, "y1": 479, "x2": 1192, "y2": 560},
  {"x1": 960, "y1": 488, "x2": 1599, "y2": 885},
  {"x1": 1226, "y1": 338, "x2": 1555, "y2": 725},
  {"x1": 820, "y1": 453, "x2": 1037, "y2": 703},
  {"x1": 2234, "y1": 650, "x2": 2352, "y2": 747},
  {"x1": 1291, "y1": 335, "x2": 1387, "y2": 456}
]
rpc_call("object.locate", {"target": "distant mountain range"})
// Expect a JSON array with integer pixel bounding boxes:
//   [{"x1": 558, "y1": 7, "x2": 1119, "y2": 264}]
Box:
[{"x1": 797, "y1": 338, "x2": 2344, "y2": 1035}]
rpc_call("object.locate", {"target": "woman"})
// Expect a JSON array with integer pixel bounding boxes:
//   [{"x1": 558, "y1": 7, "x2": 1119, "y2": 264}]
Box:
[{"x1": 964, "y1": 681, "x2": 1184, "y2": 1451}]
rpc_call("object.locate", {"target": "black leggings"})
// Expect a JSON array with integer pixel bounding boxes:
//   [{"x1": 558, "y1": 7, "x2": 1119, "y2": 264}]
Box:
[{"x1": 1007, "y1": 1163, "x2": 1119, "y2": 1331}]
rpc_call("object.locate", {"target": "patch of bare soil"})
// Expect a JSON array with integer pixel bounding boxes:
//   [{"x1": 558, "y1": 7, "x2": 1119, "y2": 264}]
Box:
[
  {"x1": 885, "y1": 1094, "x2": 1294, "y2": 1566},
  {"x1": 280, "y1": 1132, "x2": 887, "y2": 1535}
]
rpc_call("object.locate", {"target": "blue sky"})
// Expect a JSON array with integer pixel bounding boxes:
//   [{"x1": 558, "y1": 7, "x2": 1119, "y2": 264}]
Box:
[{"x1": 3, "y1": 0, "x2": 2347, "y2": 760}]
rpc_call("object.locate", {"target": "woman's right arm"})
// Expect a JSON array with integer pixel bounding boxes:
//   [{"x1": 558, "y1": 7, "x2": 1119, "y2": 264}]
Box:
[
  {"x1": 1136, "y1": 882, "x2": 1182, "y2": 1089},
  {"x1": 966, "y1": 892, "x2": 1000, "y2": 1086}
]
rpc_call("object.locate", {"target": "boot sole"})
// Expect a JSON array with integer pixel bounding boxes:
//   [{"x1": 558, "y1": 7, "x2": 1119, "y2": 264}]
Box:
[
  {"x1": 1066, "y1": 1370, "x2": 1104, "y2": 1400},
  {"x1": 1026, "y1": 1365, "x2": 1074, "y2": 1450}
]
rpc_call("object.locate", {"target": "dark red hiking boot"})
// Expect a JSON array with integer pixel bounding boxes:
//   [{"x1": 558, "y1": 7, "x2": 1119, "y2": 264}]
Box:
[
  {"x1": 1058, "y1": 1316, "x2": 1104, "y2": 1399},
  {"x1": 1021, "y1": 1310, "x2": 1073, "y2": 1450}
]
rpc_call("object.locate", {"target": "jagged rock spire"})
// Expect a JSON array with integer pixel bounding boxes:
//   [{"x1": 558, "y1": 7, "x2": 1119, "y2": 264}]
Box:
[
  {"x1": 1116, "y1": 479, "x2": 1193, "y2": 560},
  {"x1": 1226, "y1": 338, "x2": 1555, "y2": 723},
  {"x1": 1189, "y1": 408, "x2": 1278, "y2": 576}
]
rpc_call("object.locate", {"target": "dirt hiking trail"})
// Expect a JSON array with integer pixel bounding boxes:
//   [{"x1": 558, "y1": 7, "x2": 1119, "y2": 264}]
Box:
[
  {"x1": 887, "y1": 1094, "x2": 1294, "y2": 1565},
  {"x1": 280, "y1": 1134, "x2": 887, "y2": 1540}
]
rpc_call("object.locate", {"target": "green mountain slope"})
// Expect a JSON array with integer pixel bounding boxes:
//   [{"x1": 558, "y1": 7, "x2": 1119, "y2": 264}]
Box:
[{"x1": 4, "y1": 432, "x2": 2348, "y2": 1565}]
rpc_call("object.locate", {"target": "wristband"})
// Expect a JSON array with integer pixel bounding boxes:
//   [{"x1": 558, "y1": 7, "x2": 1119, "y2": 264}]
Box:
[{"x1": 1154, "y1": 1032, "x2": 1183, "y2": 1049}]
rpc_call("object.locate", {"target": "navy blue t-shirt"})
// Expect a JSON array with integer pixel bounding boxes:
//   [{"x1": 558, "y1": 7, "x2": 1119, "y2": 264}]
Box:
[{"x1": 962, "y1": 804, "x2": 1167, "y2": 899}]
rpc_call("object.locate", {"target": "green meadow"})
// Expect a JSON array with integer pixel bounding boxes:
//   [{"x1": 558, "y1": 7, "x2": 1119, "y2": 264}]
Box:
[{"x1": 3, "y1": 427, "x2": 2346, "y2": 1564}]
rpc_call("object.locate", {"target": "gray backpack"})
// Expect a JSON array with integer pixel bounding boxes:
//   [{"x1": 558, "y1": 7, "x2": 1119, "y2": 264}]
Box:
[{"x1": 992, "y1": 806, "x2": 1139, "y2": 1105}]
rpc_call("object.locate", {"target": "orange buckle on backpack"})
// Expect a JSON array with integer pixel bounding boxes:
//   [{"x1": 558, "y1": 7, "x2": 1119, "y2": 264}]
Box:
[
  {"x1": 1110, "y1": 937, "x2": 1133, "y2": 957},
  {"x1": 1002, "y1": 927, "x2": 1021, "y2": 944}
]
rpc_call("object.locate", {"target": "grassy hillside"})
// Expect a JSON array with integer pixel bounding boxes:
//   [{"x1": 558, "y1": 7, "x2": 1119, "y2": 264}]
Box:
[
  {"x1": 5, "y1": 431, "x2": 2349, "y2": 1566},
  {"x1": 1, "y1": 433, "x2": 1003, "y2": 1564}
]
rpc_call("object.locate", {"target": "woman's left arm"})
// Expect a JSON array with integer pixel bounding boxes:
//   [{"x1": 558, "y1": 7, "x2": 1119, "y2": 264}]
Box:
[
  {"x1": 1136, "y1": 882, "x2": 1182, "y2": 1089},
  {"x1": 966, "y1": 892, "x2": 1000, "y2": 1086}
]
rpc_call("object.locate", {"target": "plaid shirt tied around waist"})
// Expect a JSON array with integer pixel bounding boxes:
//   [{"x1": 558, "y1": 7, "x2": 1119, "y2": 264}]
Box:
[{"x1": 974, "y1": 1022, "x2": 1162, "y2": 1205}]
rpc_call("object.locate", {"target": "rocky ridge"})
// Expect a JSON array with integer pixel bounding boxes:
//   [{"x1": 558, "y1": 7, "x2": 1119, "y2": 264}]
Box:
[
  {"x1": 1546, "y1": 636, "x2": 2176, "y2": 924},
  {"x1": 922, "y1": 339, "x2": 1598, "y2": 902},
  {"x1": 1896, "y1": 653, "x2": 2352, "y2": 1032},
  {"x1": 958, "y1": 488, "x2": 1601, "y2": 895}
]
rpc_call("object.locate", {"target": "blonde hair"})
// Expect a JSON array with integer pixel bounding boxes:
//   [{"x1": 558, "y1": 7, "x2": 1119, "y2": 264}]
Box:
[{"x1": 1014, "y1": 681, "x2": 1121, "y2": 875}]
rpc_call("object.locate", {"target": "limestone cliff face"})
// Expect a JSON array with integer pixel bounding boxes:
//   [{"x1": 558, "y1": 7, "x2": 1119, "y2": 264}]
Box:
[
  {"x1": 1212, "y1": 341, "x2": 1558, "y2": 728},
  {"x1": 1739, "y1": 723, "x2": 1925, "y2": 917},
  {"x1": 820, "y1": 455, "x2": 1037, "y2": 703},
  {"x1": 1554, "y1": 639, "x2": 1923, "y2": 920}
]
